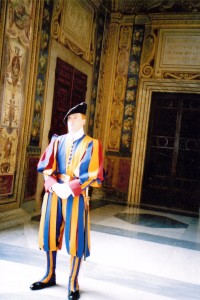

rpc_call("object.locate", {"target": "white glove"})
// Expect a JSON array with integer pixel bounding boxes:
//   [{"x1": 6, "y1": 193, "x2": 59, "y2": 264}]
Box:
[{"x1": 52, "y1": 183, "x2": 73, "y2": 199}]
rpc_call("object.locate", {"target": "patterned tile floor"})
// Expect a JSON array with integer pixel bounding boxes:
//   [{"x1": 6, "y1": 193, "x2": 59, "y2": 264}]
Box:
[{"x1": 0, "y1": 200, "x2": 200, "y2": 300}]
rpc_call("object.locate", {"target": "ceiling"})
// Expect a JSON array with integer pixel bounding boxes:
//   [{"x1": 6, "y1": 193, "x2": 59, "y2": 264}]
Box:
[{"x1": 102, "y1": 0, "x2": 200, "y2": 14}]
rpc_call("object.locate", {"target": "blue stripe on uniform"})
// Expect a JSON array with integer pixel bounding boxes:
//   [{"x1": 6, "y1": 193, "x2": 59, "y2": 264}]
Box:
[
  {"x1": 65, "y1": 195, "x2": 73, "y2": 253},
  {"x1": 79, "y1": 141, "x2": 93, "y2": 184},
  {"x1": 72, "y1": 134, "x2": 86, "y2": 156},
  {"x1": 77, "y1": 195, "x2": 84, "y2": 257},
  {"x1": 68, "y1": 256, "x2": 82, "y2": 292},
  {"x1": 56, "y1": 198, "x2": 63, "y2": 243},
  {"x1": 57, "y1": 136, "x2": 67, "y2": 174},
  {"x1": 44, "y1": 193, "x2": 52, "y2": 250}
]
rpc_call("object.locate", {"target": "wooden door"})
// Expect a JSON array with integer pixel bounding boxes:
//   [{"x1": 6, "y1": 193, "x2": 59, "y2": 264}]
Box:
[
  {"x1": 49, "y1": 58, "x2": 87, "y2": 139},
  {"x1": 142, "y1": 92, "x2": 200, "y2": 213}
]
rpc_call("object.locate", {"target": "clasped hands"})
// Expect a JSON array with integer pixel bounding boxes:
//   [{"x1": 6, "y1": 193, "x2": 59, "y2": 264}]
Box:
[
  {"x1": 51, "y1": 182, "x2": 72, "y2": 199},
  {"x1": 50, "y1": 182, "x2": 90, "y2": 208}
]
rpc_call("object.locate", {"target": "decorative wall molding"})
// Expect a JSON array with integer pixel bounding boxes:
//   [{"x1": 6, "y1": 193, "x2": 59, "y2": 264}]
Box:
[
  {"x1": 30, "y1": 0, "x2": 54, "y2": 146},
  {"x1": 110, "y1": 12, "x2": 123, "y2": 23},
  {"x1": 120, "y1": 25, "x2": 144, "y2": 153},
  {"x1": 0, "y1": 0, "x2": 6, "y2": 77},
  {"x1": 109, "y1": 1, "x2": 200, "y2": 15},
  {"x1": 27, "y1": 146, "x2": 41, "y2": 155},
  {"x1": 52, "y1": 0, "x2": 95, "y2": 64},
  {"x1": 89, "y1": 9, "x2": 107, "y2": 139},
  {"x1": 140, "y1": 26, "x2": 157, "y2": 78},
  {"x1": 150, "y1": 13, "x2": 200, "y2": 24},
  {"x1": 163, "y1": 72, "x2": 200, "y2": 80},
  {"x1": 95, "y1": 21, "x2": 119, "y2": 153},
  {"x1": 0, "y1": 0, "x2": 35, "y2": 203},
  {"x1": 155, "y1": 28, "x2": 200, "y2": 78},
  {"x1": 140, "y1": 26, "x2": 200, "y2": 80},
  {"x1": 108, "y1": 25, "x2": 132, "y2": 151},
  {"x1": 51, "y1": 0, "x2": 62, "y2": 40}
]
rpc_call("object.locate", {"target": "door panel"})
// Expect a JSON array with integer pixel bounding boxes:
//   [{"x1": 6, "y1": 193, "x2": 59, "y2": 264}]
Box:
[
  {"x1": 72, "y1": 69, "x2": 87, "y2": 105},
  {"x1": 142, "y1": 92, "x2": 200, "y2": 213},
  {"x1": 49, "y1": 58, "x2": 87, "y2": 139}
]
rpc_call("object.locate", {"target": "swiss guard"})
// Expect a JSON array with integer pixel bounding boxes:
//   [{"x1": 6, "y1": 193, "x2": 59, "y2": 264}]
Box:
[{"x1": 30, "y1": 102, "x2": 104, "y2": 300}]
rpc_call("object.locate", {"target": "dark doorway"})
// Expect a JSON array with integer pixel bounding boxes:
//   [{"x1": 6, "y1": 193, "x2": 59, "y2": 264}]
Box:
[
  {"x1": 49, "y1": 58, "x2": 87, "y2": 139},
  {"x1": 141, "y1": 92, "x2": 200, "y2": 213}
]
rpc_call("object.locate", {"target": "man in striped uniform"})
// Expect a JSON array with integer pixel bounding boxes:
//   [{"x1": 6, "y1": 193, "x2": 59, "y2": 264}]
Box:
[{"x1": 30, "y1": 102, "x2": 104, "y2": 300}]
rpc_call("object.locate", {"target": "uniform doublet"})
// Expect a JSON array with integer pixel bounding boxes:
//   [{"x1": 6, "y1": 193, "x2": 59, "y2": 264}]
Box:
[{"x1": 37, "y1": 133, "x2": 104, "y2": 258}]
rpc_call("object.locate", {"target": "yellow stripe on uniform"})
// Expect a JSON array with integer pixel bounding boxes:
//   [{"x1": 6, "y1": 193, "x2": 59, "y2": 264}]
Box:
[
  {"x1": 68, "y1": 136, "x2": 92, "y2": 177},
  {"x1": 52, "y1": 139, "x2": 59, "y2": 173},
  {"x1": 87, "y1": 210, "x2": 91, "y2": 250},
  {"x1": 81, "y1": 139, "x2": 99, "y2": 190},
  {"x1": 42, "y1": 251, "x2": 53, "y2": 283},
  {"x1": 70, "y1": 196, "x2": 79, "y2": 256},
  {"x1": 49, "y1": 193, "x2": 58, "y2": 249},
  {"x1": 39, "y1": 192, "x2": 48, "y2": 249},
  {"x1": 70, "y1": 256, "x2": 80, "y2": 292},
  {"x1": 88, "y1": 139, "x2": 99, "y2": 175},
  {"x1": 62, "y1": 198, "x2": 67, "y2": 221},
  {"x1": 65, "y1": 135, "x2": 73, "y2": 172},
  {"x1": 56, "y1": 198, "x2": 67, "y2": 249}
]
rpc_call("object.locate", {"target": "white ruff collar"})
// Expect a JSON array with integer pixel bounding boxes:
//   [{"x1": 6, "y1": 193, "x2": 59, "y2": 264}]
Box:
[{"x1": 68, "y1": 127, "x2": 85, "y2": 142}]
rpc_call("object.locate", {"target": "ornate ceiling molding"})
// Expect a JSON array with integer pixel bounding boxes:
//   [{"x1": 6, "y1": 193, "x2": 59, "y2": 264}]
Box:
[{"x1": 105, "y1": 0, "x2": 200, "y2": 14}]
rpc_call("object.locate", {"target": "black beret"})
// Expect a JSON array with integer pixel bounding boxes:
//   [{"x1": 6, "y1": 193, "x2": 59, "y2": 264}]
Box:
[{"x1": 63, "y1": 102, "x2": 87, "y2": 124}]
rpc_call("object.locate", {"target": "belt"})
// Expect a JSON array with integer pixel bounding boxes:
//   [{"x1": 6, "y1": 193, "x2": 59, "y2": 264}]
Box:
[
  {"x1": 57, "y1": 174, "x2": 71, "y2": 183},
  {"x1": 57, "y1": 173, "x2": 87, "y2": 197}
]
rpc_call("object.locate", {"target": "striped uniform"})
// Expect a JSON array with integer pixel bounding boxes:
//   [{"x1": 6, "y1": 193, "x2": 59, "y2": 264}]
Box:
[{"x1": 37, "y1": 133, "x2": 104, "y2": 259}]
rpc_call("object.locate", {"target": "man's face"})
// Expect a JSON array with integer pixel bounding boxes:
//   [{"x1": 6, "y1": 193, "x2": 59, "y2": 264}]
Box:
[{"x1": 67, "y1": 113, "x2": 86, "y2": 134}]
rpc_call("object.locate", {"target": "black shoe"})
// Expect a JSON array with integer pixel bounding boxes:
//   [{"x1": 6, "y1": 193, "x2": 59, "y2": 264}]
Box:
[
  {"x1": 30, "y1": 280, "x2": 56, "y2": 290},
  {"x1": 68, "y1": 290, "x2": 80, "y2": 300}
]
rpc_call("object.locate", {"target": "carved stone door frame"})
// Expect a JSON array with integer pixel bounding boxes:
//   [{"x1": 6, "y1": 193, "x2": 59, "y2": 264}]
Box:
[{"x1": 128, "y1": 78, "x2": 200, "y2": 205}]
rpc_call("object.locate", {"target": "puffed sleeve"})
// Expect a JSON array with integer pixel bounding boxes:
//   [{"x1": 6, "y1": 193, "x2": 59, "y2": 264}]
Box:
[
  {"x1": 37, "y1": 134, "x2": 59, "y2": 191},
  {"x1": 68, "y1": 139, "x2": 104, "y2": 196}
]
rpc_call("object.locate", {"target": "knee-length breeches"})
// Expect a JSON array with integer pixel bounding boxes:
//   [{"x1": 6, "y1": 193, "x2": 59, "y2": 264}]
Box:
[{"x1": 38, "y1": 192, "x2": 90, "y2": 258}]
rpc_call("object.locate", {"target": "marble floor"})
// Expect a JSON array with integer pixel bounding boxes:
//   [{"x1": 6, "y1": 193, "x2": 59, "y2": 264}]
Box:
[{"x1": 1, "y1": 200, "x2": 200, "y2": 300}]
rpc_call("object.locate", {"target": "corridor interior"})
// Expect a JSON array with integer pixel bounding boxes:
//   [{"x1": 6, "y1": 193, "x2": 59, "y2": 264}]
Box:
[{"x1": 0, "y1": 199, "x2": 200, "y2": 300}]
